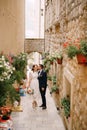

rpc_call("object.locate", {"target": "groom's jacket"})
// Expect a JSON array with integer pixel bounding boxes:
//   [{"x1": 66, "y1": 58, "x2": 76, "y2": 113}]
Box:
[{"x1": 38, "y1": 70, "x2": 47, "y2": 88}]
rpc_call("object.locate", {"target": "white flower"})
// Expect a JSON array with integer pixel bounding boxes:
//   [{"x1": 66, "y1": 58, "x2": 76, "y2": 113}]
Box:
[
  {"x1": 0, "y1": 55, "x2": 14, "y2": 82},
  {"x1": 7, "y1": 75, "x2": 10, "y2": 80},
  {"x1": 13, "y1": 67, "x2": 15, "y2": 71},
  {"x1": 2, "y1": 72, "x2": 8, "y2": 76},
  {"x1": 0, "y1": 65, "x2": 3, "y2": 68},
  {"x1": 10, "y1": 71, "x2": 13, "y2": 74},
  {"x1": 0, "y1": 78, "x2": 4, "y2": 81},
  {"x1": 2, "y1": 56, "x2": 5, "y2": 61}
]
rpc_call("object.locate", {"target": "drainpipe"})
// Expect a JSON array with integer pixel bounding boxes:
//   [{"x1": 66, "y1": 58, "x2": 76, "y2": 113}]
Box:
[
  {"x1": 39, "y1": 0, "x2": 41, "y2": 38},
  {"x1": 44, "y1": 0, "x2": 45, "y2": 52}
]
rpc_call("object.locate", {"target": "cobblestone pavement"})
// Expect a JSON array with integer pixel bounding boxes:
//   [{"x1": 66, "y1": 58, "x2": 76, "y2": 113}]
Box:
[{"x1": 12, "y1": 88, "x2": 66, "y2": 130}]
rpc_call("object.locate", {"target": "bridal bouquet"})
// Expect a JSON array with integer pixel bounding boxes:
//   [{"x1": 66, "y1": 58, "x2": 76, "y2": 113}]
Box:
[{"x1": 27, "y1": 88, "x2": 34, "y2": 95}]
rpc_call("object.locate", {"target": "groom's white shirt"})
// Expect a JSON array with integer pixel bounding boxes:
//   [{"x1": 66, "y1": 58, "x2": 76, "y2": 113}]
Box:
[{"x1": 39, "y1": 69, "x2": 43, "y2": 75}]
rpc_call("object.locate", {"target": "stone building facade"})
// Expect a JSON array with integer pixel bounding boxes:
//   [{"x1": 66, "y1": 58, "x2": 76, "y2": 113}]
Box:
[
  {"x1": 0, "y1": 0, "x2": 25, "y2": 54},
  {"x1": 44, "y1": 0, "x2": 87, "y2": 130}
]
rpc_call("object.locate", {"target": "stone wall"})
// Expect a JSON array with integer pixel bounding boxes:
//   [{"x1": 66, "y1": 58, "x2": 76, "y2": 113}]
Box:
[
  {"x1": 0, "y1": 0, "x2": 25, "y2": 54},
  {"x1": 45, "y1": 0, "x2": 87, "y2": 130},
  {"x1": 24, "y1": 38, "x2": 45, "y2": 54}
]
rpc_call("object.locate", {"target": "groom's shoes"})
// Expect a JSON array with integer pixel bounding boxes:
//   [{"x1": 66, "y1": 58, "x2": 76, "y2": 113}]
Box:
[
  {"x1": 42, "y1": 106, "x2": 47, "y2": 110},
  {"x1": 39, "y1": 105, "x2": 43, "y2": 107}
]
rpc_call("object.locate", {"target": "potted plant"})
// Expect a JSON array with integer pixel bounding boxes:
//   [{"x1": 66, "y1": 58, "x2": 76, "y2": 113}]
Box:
[
  {"x1": 52, "y1": 52, "x2": 63, "y2": 64},
  {"x1": 44, "y1": 63, "x2": 51, "y2": 73},
  {"x1": 63, "y1": 39, "x2": 87, "y2": 64},
  {"x1": 43, "y1": 58, "x2": 49, "y2": 66},
  {"x1": 0, "y1": 54, "x2": 16, "y2": 107},
  {"x1": 49, "y1": 57, "x2": 55, "y2": 65},
  {"x1": 56, "y1": 54, "x2": 63, "y2": 64},
  {"x1": 65, "y1": 45, "x2": 78, "y2": 59},
  {"x1": 42, "y1": 52, "x2": 49, "y2": 60},
  {"x1": 43, "y1": 56, "x2": 51, "y2": 73},
  {"x1": 0, "y1": 106, "x2": 12, "y2": 121},
  {"x1": 0, "y1": 53, "x2": 23, "y2": 109},
  {"x1": 76, "y1": 40, "x2": 87, "y2": 63},
  {"x1": 52, "y1": 75, "x2": 57, "y2": 85},
  {"x1": 47, "y1": 75, "x2": 52, "y2": 81},
  {"x1": 61, "y1": 97, "x2": 70, "y2": 119},
  {"x1": 50, "y1": 85, "x2": 59, "y2": 94}
]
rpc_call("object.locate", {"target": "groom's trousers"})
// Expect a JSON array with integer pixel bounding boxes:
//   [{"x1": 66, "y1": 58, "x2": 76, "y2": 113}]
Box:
[{"x1": 40, "y1": 87, "x2": 47, "y2": 107}]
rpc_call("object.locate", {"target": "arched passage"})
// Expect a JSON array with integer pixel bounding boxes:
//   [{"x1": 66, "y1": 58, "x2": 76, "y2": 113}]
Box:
[{"x1": 27, "y1": 52, "x2": 42, "y2": 65}]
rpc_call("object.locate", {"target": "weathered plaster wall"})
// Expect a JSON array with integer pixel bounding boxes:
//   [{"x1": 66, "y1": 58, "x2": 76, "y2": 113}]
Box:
[{"x1": 0, "y1": 0, "x2": 25, "y2": 54}]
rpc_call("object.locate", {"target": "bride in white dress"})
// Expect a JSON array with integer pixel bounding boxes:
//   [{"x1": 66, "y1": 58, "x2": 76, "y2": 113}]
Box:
[{"x1": 28, "y1": 65, "x2": 40, "y2": 105}]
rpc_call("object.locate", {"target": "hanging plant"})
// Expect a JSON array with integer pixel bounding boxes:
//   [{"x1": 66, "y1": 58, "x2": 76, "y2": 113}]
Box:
[
  {"x1": 61, "y1": 97, "x2": 70, "y2": 118},
  {"x1": 56, "y1": 54, "x2": 63, "y2": 64},
  {"x1": 52, "y1": 75, "x2": 57, "y2": 85},
  {"x1": 63, "y1": 39, "x2": 87, "y2": 64},
  {"x1": 47, "y1": 75, "x2": 52, "y2": 81},
  {"x1": 50, "y1": 85, "x2": 59, "y2": 94},
  {"x1": 51, "y1": 52, "x2": 63, "y2": 64}
]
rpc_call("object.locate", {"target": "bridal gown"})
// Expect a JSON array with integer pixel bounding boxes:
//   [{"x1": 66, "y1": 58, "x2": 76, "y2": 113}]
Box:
[{"x1": 29, "y1": 71, "x2": 40, "y2": 100}]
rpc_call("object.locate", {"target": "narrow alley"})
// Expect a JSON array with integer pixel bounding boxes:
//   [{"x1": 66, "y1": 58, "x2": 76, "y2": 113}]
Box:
[
  {"x1": 0, "y1": 0, "x2": 87, "y2": 130},
  {"x1": 12, "y1": 88, "x2": 65, "y2": 130}
]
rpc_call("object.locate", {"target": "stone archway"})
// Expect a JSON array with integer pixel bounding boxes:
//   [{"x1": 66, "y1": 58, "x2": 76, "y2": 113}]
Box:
[
  {"x1": 27, "y1": 51, "x2": 42, "y2": 65},
  {"x1": 24, "y1": 38, "x2": 45, "y2": 54}
]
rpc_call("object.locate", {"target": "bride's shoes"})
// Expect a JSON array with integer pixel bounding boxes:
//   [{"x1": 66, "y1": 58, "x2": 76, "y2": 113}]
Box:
[{"x1": 32, "y1": 100, "x2": 38, "y2": 108}]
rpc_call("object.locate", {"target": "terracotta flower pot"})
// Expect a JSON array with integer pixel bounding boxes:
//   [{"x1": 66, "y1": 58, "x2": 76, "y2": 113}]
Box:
[
  {"x1": 76, "y1": 54, "x2": 87, "y2": 64},
  {"x1": 15, "y1": 87, "x2": 20, "y2": 92},
  {"x1": 57, "y1": 58, "x2": 62, "y2": 64},
  {"x1": 1, "y1": 115, "x2": 10, "y2": 120},
  {"x1": 0, "y1": 116, "x2": 10, "y2": 122},
  {"x1": 56, "y1": 89, "x2": 59, "y2": 94},
  {"x1": 50, "y1": 61, "x2": 53, "y2": 65}
]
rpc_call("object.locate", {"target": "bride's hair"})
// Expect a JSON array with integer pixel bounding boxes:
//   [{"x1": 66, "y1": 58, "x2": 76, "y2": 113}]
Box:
[
  {"x1": 32, "y1": 64, "x2": 38, "y2": 72},
  {"x1": 32, "y1": 65, "x2": 35, "y2": 71}
]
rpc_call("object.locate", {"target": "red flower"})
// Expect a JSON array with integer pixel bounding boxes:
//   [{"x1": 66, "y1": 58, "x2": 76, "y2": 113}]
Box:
[
  {"x1": 6, "y1": 55, "x2": 13, "y2": 64},
  {"x1": 0, "y1": 107, "x2": 12, "y2": 116},
  {"x1": 63, "y1": 42, "x2": 69, "y2": 48}
]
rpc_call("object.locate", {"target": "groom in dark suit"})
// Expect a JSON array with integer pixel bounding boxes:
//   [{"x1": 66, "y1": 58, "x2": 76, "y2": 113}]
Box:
[{"x1": 38, "y1": 64, "x2": 47, "y2": 109}]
